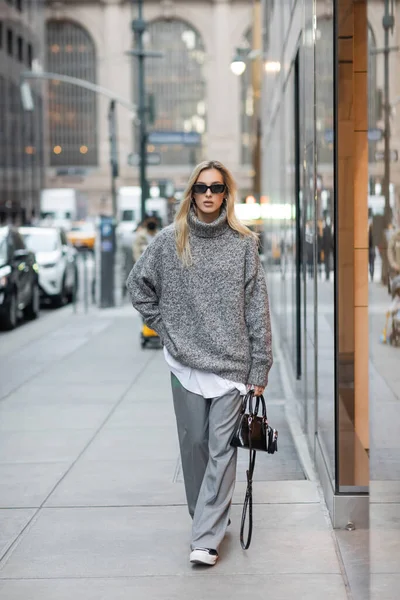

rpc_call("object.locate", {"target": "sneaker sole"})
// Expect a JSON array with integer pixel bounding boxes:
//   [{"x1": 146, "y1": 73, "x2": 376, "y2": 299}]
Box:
[{"x1": 190, "y1": 550, "x2": 218, "y2": 566}]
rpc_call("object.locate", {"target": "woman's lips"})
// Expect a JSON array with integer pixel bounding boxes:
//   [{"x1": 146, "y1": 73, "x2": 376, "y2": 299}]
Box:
[{"x1": 204, "y1": 202, "x2": 213, "y2": 206}]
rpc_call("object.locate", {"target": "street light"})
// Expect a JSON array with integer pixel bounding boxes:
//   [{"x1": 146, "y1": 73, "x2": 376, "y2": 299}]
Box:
[
  {"x1": 230, "y1": 48, "x2": 263, "y2": 76},
  {"x1": 230, "y1": 50, "x2": 247, "y2": 76},
  {"x1": 264, "y1": 61, "x2": 281, "y2": 73},
  {"x1": 128, "y1": 0, "x2": 164, "y2": 222},
  {"x1": 20, "y1": 71, "x2": 137, "y2": 307}
]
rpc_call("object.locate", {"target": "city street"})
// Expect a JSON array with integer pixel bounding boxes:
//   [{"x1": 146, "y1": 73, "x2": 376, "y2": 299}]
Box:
[{"x1": 0, "y1": 297, "x2": 351, "y2": 600}]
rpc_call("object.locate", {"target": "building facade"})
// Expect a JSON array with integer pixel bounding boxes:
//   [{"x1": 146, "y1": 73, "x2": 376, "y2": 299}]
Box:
[
  {"x1": 261, "y1": 0, "x2": 370, "y2": 527},
  {"x1": 44, "y1": 0, "x2": 255, "y2": 215},
  {"x1": 0, "y1": 0, "x2": 45, "y2": 224}
]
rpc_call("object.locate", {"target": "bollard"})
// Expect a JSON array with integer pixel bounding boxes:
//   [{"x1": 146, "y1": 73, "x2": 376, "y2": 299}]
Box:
[{"x1": 83, "y1": 249, "x2": 89, "y2": 314}]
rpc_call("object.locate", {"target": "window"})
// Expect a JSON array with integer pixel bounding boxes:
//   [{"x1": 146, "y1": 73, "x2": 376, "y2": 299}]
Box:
[
  {"x1": 7, "y1": 29, "x2": 13, "y2": 57},
  {"x1": 240, "y1": 28, "x2": 253, "y2": 165},
  {"x1": 0, "y1": 22, "x2": 3, "y2": 50},
  {"x1": 17, "y1": 36, "x2": 23, "y2": 62},
  {"x1": 144, "y1": 19, "x2": 206, "y2": 165},
  {"x1": 46, "y1": 20, "x2": 98, "y2": 167},
  {"x1": 368, "y1": 24, "x2": 379, "y2": 163},
  {"x1": 315, "y1": 18, "x2": 334, "y2": 165}
]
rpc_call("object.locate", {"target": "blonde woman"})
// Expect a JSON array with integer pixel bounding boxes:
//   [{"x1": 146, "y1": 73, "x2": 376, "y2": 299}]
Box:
[{"x1": 126, "y1": 160, "x2": 273, "y2": 566}]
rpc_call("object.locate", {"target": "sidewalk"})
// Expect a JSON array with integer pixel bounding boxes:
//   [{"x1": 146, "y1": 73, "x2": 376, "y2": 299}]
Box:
[
  {"x1": 0, "y1": 304, "x2": 350, "y2": 599},
  {"x1": 368, "y1": 280, "x2": 400, "y2": 599}
]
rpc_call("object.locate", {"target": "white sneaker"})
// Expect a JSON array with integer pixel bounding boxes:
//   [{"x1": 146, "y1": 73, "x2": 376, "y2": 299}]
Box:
[{"x1": 190, "y1": 547, "x2": 219, "y2": 566}]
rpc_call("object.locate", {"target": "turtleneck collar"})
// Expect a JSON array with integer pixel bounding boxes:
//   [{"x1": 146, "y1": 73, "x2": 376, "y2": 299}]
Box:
[{"x1": 188, "y1": 204, "x2": 229, "y2": 238}]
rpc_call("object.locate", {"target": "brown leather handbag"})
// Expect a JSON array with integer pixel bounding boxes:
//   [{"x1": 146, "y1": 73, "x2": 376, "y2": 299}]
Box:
[{"x1": 230, "y1": 390, "x2": 278, "y2": 549}]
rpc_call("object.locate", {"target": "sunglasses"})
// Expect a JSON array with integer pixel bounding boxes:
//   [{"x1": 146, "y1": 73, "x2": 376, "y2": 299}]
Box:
[{"x1": 192, "y1": 183, "x2": 226, "y2": 195}]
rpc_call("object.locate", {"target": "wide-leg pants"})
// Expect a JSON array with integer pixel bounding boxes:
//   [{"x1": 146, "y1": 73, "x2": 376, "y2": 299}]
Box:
[{"x1": 170, "y1": 373, "x2": 242, "y2": 551}]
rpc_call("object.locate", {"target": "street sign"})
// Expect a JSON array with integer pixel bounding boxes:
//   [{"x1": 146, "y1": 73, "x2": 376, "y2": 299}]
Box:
[
  {"x1": 147, "y1": 131, "x2": 201, "y2": 146},
  {"x1": 374, "y1": 149, "x2": 398, "y2": 162},
  {"x1": 128, "y1": 152, "x2": 161, "y2": 166}
]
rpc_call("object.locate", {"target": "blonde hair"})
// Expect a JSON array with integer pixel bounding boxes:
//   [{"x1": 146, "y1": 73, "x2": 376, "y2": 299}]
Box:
[{"x1": 175, "y1": 160, "x2": 258, "y2": 266}]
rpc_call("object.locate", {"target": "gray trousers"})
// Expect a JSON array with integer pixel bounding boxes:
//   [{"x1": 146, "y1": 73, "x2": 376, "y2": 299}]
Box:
[{"x1": 171, "y1": 374, "x2": 242, "y2": 551}]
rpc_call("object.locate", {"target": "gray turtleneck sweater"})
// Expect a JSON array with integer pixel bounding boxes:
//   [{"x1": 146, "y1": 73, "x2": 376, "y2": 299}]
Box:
[{"x1": 126, "y1": 207, "x2": 273, "y2": 386}]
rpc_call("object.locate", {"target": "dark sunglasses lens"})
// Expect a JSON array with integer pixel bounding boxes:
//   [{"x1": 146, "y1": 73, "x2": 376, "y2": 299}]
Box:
[
  {"x1": 211, "y1": 184, "x2": 225, "y2": 194},
  {"x1": 193, "y1": 183, "x2": 207, "y2": 194}
]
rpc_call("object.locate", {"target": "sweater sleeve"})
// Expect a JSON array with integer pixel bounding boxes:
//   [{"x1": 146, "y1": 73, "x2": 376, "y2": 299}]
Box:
[
  {"x1": 244, "y1": 237, "x2": 273, "y2": 386},
  {"x1": 126, "y1": 238, "x2": 167, "y2": 341}
]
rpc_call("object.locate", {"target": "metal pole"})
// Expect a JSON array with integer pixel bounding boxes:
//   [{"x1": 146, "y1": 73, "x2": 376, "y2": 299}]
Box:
[
  {"x1": 383, "y1": 0, "x2": 391, "y2": 225},
  {"x1": 108, "y1": 100, "x2": 118, "y2": 220},
  {"x1": 83, "y1": 249, "x2": 89, "y2": 314},
  {"x1": 107, "y1": 99, "x2": 119, "y2": 307},
  {"x1": 133, "y1": 0, "x2": 148, "y2": 222}
]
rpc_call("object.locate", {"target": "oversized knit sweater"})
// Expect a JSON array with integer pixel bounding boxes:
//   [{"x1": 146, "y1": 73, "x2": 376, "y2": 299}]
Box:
[{"x1": 126, "y1": 206, "x2": 273, "y2": 386}]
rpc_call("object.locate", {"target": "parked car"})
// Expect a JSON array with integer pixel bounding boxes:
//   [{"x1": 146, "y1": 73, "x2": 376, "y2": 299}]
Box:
[
  {"x1": 0, "y1": 226, "x2": 40, "y2": 330},
  {"x1": 67, "y1": 221, "x2": 96, "y2": 251},
  {"x1": 19, "y1": 226, "x2": 78, "y2": 307}
]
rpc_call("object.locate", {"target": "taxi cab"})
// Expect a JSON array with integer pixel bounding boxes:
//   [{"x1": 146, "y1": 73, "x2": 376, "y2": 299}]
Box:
[{"x1": 67, "y1": 222, "x2": 96, "y2": 251}]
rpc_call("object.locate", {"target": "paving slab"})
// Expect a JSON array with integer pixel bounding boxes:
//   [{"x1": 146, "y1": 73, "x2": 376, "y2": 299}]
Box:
[
  {"x1": 0, "y1": 403, "x2": 113, "y2": 432},
  {"x1": 1, "y1": 382, "x2": 130, "y2": 406},
  {"x1": 44, "y1": 459, "x2": 185, "y2": 507},
  {"x1": 0, "y1": 430, "x2": 95, "y2": 464},
  {"x1": 104, "y1": 399, "x2": 177, "y2": 429},
  {"x1": 0, "y1": 510, "x2": 35, "y2": 559},
  {"x1": 0, "y1": 463, "x2": 70, "y2": 508},
  {"x1": 334, "y1": 529, "x2": 369, "y2": 600},
  {"x1": 80, "y1": 427, "x2": 180, "y2": 462},
  {"x1": 371, "y1": 480, "x2": 400, "y2": 503},
  {"x1": 0, "y1": 505, "x2": 343, "y2": 579},
  {"x1": 370, "y1": 502, "x2": 400, "y2": 574},
  {"x1": 0, "y1": 574, "x2": 348, "y2": 600},
  {"x1": 371, "y1": 574, "x2": 400, "y2": 600}
]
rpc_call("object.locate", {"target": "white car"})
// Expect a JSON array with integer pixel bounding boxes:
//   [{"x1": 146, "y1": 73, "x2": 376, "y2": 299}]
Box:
[{"x1": 19, "y1": 226, "x2": 77, "y2": 307}]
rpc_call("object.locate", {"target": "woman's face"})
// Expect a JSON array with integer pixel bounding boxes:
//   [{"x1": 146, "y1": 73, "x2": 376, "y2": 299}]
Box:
[{"x1": 192, "y1": 168, "x2": 226, "y2": 223}]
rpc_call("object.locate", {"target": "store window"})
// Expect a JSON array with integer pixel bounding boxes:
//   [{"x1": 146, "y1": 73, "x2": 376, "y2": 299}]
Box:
[
  {"x1": 144, "y1": 19, "x2": 206, "y2": 166},
  {"x1": 315, "y1": 12, "x2": 335, "y2": 484},
  {"x1": 368, "y1": 24, "x2": 379, "y2": 163},
  {"x1": 46, "y1": 20, "x2": 98, "y2": 167}
]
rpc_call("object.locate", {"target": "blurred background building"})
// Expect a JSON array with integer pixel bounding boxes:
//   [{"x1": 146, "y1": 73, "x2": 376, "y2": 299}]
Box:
[
  {"x1": 0, "y1": 0, "x2": 45, "y2": 225},
  {"x1": 43, "y1": 0, "x2": 256, "y2": 215}
]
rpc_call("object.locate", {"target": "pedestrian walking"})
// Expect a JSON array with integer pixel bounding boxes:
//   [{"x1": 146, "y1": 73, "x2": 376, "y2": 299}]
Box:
[
  {"x1": 126, "y1": 160, "x2": 273, "y2": 566},
  {"x1": 387, "y1": 226, "x2": 400, "y2": 278},
  {"x1": 132, "y1": 214, "x2": 159, "y2": 264},
  {"x1": 322, "y1": 215, "x2": 333, "y2": 281},
  {"x1": 369, "y1": 220, "x2": 375, "y2": 282}
]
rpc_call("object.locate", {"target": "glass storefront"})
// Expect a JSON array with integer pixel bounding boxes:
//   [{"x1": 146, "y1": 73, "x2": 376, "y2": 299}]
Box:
[{"x1": 262, "y1": 0, "x2": 369, "y2": 522}]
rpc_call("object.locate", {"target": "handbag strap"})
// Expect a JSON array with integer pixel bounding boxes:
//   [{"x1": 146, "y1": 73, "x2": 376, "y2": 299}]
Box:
[{"x1": 239, "y1": 416, "x2": 257, "y2": 550}]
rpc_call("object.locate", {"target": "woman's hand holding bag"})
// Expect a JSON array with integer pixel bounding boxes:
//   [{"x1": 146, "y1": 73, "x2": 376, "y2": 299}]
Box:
[{"x1": 230, "y1": 389, "x2": 278, "y2": 549}]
